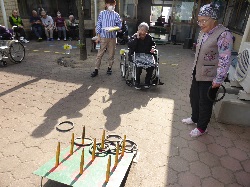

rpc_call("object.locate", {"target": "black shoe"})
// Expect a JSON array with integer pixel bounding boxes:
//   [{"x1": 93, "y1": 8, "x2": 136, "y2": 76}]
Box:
[
  {"x1": 107, "y1": 67, "x2": 112, "y2": 75},
  {"x1": 135, "y1": 83, "x2": 141, "y2": 90},
  {"x1": 91, "y1": 70, "x2": 98, "y2": 77}
]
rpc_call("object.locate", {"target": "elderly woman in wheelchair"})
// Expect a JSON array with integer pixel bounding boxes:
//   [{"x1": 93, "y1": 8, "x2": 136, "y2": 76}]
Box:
[{"x1": 121, "y1": 22, "x2": 160, "y2": 89}]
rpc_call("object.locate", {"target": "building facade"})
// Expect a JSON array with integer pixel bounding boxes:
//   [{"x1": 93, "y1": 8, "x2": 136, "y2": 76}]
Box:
[{"x1": 0, "y1": 0, "x2": 249, "y2": 51}]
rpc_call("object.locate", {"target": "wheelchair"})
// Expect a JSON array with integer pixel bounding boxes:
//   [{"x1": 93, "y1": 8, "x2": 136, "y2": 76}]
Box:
[
  {"x1": 0, "y1": 26, "x2": 25, "y2": 66},
  {"x1": 120, "y1": 49, "x2": 162, "y2": 87}
]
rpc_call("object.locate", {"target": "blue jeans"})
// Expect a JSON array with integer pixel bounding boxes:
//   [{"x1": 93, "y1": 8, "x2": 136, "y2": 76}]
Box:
[
  {"x1": 57, "y1": 26, "x2": 66, "y2": 38},
  {"x1": 32, "y1": 25, "x2": 42, "y2": 38}
]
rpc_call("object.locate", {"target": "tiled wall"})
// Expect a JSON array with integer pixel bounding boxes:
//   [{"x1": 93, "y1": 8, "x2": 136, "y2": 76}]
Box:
[{"x1": 0, "y1": 0, "x2": 18, "y2": 28}]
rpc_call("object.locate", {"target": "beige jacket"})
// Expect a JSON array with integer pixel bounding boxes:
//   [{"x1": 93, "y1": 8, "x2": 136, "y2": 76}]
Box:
[{"x1": 193, "y1": 25, "x2": 228, "y2": 81}]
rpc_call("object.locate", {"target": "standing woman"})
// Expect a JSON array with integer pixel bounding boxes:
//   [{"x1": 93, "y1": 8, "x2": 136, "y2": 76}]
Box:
[
  {"x1": 54, "y1": 11, "x2": 68, "y2": 41},
  {"x1": 90, "y1": 0, "x2": 122, "y2": 77},
  {"x1": 182, "y1": 2, "x2": 233, "y2": 137}
]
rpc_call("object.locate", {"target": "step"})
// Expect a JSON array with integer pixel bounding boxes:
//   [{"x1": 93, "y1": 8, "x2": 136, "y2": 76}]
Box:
[{"x1": 213, "y1": 93, "x2": 250, "y2": 126}]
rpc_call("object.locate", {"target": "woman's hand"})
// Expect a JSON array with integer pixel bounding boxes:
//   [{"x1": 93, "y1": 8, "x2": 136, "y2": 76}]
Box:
[
  {"x1": 212, "y1": 82, "x2": 221, "y2": 88},
  {"x1": 95, "y1": 36, "x2": 100, "y2": 43},
  {"x1": 150, "y1": 48, "x2": 155, "y2": 53},
  {"x1": 136, "y1": 31, "x2": 140, "y2": 39}
]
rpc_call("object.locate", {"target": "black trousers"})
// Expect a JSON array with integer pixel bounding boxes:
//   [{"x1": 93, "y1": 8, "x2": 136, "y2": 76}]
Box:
[
  {"x1": 190, "y1": 76, "x2": 218, "y2": 131},
  {"x1": 68, "y1": 26, "x2": 78, "y2": 40},
  {"x1": 136, "y1": 66, "x2": 154, "y2": 85},
  {"x1": 13, "y1": 27, "x2": 26, "y2": 38}
]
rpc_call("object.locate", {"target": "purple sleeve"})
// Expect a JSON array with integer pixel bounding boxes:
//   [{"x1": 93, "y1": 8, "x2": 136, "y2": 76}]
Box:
[{"x1": 213, "y1": 31, "x2": 233, "y2": 84}]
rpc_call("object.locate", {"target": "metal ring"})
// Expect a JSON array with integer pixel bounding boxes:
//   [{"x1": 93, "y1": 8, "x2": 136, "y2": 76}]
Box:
[
  {"x1": 74, "y1": 137, "x2": 93, "y2": 146},
  {"x1": 207, "y1": 84, "x2": 226, "y2": 102},
  {"x1": 56, "y1": 121, "x2": 74, "y2": 132}
]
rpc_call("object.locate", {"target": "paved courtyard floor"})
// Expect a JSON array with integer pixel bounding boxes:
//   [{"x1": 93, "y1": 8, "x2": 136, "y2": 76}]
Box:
[{"x1": 0, "y1": 39, "x2": 250, "y2": 187}]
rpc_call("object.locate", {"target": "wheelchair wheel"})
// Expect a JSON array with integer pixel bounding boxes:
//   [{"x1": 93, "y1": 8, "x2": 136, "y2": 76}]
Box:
[
  {"x1": 9, "y1": 41, "x2": 25, "y2": 63},
  {"x1": 131, "y1": 62, "x2": 137, "y2": 86},
  {"x1": 152, "y1": 64, "x2": 160, "y2": 86},
  {"x1": 120, "y1": 54, "x2": 126, "y2": 78}
]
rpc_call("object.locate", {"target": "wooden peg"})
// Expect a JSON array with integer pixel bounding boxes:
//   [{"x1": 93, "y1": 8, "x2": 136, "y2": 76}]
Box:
[
  {"x1": 79, "y1": 149, "x2": 84, "y2": 174},
  {"x1": 82, "y1": 126, "x2": 85, "y2": 145},
  {"x1": 92, "y1": 138, "x2": 96, "y2": 161},
  {"x1": 114, "y1": 142, "x2": 119, "y2": 167},
  {"x1": 55, "y1": 142, "x2": 60, "y2": 167},
  {"x1": 70, "y1": 133, "x2": 74, "y2": 155},
  {"x1": 101, "y1": 130, "x2": 105, "y2": 149},
  {"x1": 105, "y1": 155, "x2": 111, "y2": 182},
  {"x1": 121, "y1": 135, "x2": 126, "y2": 156}
]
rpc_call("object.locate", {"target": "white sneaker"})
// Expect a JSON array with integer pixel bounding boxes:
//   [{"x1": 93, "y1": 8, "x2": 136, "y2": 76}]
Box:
[
  {"x1": 190, "y1": 128, "x2": 208, "y2": 138},
  {"x1": 57, "y1": 38, "x2": 60, "y2": 41},
  {"x1": 23, "y1": 39, "x2": 29, "y2": 43},
  {"x1": 64, "y1": 38, "x2": 67, "y2": 41},
  {"x1": 182, "y1": 117, "x2": 196, "y2": 125}
]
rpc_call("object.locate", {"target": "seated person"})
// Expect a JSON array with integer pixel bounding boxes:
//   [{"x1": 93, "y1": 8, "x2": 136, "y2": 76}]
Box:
[
  {"x1": 40, "y1": 11, "x2": 54, "y2": 41},
  {"x1": 30, "y1": 10, "x2": 43, "y2": 41},
  {"x1": 54, "y1": 11, "x2": 67, "y2": 41},
  {"x1": 128, "y1": 22, "x2": 156, "y2": 90},
  {"x1": 117, "y1": 20, "x2": 128, "y2": 44},
  {"x1": 66, "y1": 15, "x2": 79, "y2": 40},
  {"x1": 9, "y1": 9, "x2": 29, "y2": 43},
  {"x1": 0, "y1": 25, "x2": 12, "y2": 40}
]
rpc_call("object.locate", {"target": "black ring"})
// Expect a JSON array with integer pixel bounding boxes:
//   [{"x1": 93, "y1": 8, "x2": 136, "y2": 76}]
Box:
[
  {"x1": 74, "y1": 137, "x2": 93, "y2": 146},
  {"x1": 89, "y1": 142, "x2": 110, "y2": 155},
  {"x1": 107, "y1": 141, "x2": 121, "y2": 154},
  {"x1": 105, "y1": 134, "x2": 122, "y2": 144},
  {"x1": 207, "y1": 84, "x2": 226, "y2": 102},
  {"x1": 56, "y1": 121, "x2": 74, "y2": 132},
  {"x1": 120, "y1": 139, "x2": 138, "y2": 153},
  {"x1": 126, "y1": 80, "x2": 133, "y2": 87}
]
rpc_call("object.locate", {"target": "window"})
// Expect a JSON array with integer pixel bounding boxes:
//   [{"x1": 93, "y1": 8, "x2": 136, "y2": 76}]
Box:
[
  {"x1": 172, "y1": 1, "x2": 194, "y2": 23},
  {"x1": 227, "y1": 0, "x2": 250, "y2": 34},
  {"x1": 17, "y1": 0, "x2": 91, "y2": 19},
  {"x1": 151, "y1": 6, "x2": 172, "y2": 25},
  {"x1": 122, "y1": 0, "x2": 136, "y2": 18}
]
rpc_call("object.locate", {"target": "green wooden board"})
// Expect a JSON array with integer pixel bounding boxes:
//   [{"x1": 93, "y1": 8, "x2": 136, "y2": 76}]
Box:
[{"x1": 33, "y1": 144, "x2": 135, "y2": 187}]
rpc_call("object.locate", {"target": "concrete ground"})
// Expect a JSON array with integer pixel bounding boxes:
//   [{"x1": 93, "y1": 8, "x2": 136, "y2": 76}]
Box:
[{"x1": 0, "y1": 39, "x2": 250, "y2": 187}]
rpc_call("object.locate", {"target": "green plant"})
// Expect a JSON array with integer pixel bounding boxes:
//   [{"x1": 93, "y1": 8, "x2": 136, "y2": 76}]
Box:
[{"x1": 77, "y1": 42, "x2": 85, "y2": 49}]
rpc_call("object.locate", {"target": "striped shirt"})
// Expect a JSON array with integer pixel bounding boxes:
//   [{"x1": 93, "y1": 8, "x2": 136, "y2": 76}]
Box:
[{"x1": 96, "y1": 10, "x2": 122, "y2": 38}]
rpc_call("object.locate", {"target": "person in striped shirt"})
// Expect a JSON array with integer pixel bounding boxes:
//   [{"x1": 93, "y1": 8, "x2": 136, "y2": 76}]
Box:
[{"x1": 91, "y1": 0, "x2": 122, "y2": 77}]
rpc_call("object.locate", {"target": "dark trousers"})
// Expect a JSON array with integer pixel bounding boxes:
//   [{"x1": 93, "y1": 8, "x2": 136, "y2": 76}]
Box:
[
  {"x1": 190, "y1": 76, "x2": 218, "y2": 131},
  {"x1": 69, "y1": 26, "x2": 78, "y2": 40},
  {"x1": 136, "y1": 66, "x2": 154, "y2": 85},
  {"x1": 32, "y1": 26, "x2": 42, "y2": 38},
  {"x1": 13, "y1": 27, "x2": 26, "y2": 38}
]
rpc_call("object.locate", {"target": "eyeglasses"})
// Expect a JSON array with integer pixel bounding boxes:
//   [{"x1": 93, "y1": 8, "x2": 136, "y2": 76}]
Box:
[{"x1": 197, "y1": 18, "x2": 211, "y2": 25}]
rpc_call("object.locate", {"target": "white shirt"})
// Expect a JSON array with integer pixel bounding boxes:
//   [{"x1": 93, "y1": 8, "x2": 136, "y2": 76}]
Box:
[{"x1": 41, "y1": 15, "x2": 54, "y2": 27}]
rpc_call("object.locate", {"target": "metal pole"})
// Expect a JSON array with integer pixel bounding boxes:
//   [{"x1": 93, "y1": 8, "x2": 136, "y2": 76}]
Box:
[
  {"x1": 94, "y1": 0, "x2": 97, "y2": 26},
  {"x1": 135, "y1": 0, "x2": 138, "y2": 20},
  {"x1": 239, "y1": 14, "x2": 250, "y2": 53},
  {"x1": 0, "y1": 0, "x2": 8, "y2": 29}
]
